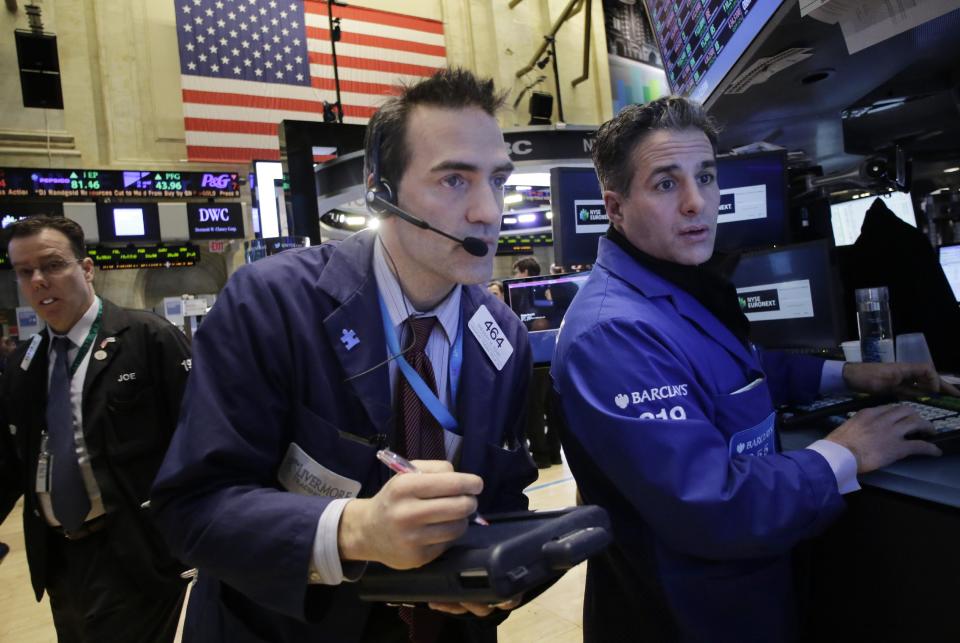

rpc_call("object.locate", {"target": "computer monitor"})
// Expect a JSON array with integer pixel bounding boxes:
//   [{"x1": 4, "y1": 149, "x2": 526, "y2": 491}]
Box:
[
  {"x1": 503, "y1": 270, "x2": 591, "y2": 365},
  {"x1": 730, "y1": 240, "x2": 843, "y2": 350},
  {"x1": 830, "y1": 193, "x2": 917, "y2": 247},
  {"x1": 550, "y1": 167, "x2": 605, "y2": 266},
  {"x1": 940, "y1": 244, "x2": 960, "y2": 303},
  {"x1": 95, "y1": 202, "x2": 161, "y2": 243},
  {"x1": 714, "y1": 150, "x2": 790, "y2": 253},
  {"x1": 642, "y1": 0, "x2": 793, "y2": 107}
]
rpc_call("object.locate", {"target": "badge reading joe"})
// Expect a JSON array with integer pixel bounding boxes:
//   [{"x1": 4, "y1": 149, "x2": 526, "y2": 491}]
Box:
[{"x1": 468, "y1": 305, "x2": 513, "y2": 371}]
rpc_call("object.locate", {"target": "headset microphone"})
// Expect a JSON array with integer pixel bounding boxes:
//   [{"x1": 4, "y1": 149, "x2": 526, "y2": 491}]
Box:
[
  {"x1": 365, "y1": 190, "x2": 489, "y2": 257},
  {"x1": 364, "y1": 126, "x2": 489, "y2": 258}
]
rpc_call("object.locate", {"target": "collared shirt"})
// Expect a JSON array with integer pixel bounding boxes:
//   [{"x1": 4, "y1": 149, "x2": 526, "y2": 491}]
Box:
[
  {"x1": 373, "y1": 236, "x2": 463, "y2": 444},
  {"x1": 39, "y1": 296, "x2": 107, "y2": 526},
  {"x1": 809, "y1": 360, "x2": 860, "y2": 494},
  {"x1": 310, "y1": 237, "x2": 465, "y2": 585}
]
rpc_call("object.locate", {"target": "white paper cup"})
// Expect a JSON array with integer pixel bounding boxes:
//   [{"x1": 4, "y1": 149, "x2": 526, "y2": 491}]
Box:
[
  {"x1": 841, "y1": 340, "x2": 862, "y2": 362},
  {"x1": 896, "y1": 332, "x2": 934, "y2": 365}
]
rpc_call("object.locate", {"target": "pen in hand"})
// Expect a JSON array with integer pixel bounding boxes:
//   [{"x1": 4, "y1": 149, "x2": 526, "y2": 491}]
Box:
[{"x1": 376, "y1": 448, "x2": 489, "y2": 526}]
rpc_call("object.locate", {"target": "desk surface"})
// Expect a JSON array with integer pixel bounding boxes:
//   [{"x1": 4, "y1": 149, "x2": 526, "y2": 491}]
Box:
[{"x1": 781, "y1": 427, "x2": 960, "y2": 510}]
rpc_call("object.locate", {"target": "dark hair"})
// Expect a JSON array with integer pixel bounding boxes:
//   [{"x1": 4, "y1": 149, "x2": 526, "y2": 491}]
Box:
[
  {"x1": 591, "y1": 96, "x2": 719, "y2": 196},
  {"x1": 364, "y1": 67, "x2": 507, "y2": 188},
  {"x1": 512, "y1": 256, "x2": 541, "y2": 276},
  {"x1": 3, "y1": 215, "x2": 87, "y2": 260}
]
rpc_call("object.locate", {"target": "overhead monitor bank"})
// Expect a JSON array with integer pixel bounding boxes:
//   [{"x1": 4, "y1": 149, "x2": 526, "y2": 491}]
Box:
[{"x1": 643, "y1": 0, "x2": 792, "y2": 106}]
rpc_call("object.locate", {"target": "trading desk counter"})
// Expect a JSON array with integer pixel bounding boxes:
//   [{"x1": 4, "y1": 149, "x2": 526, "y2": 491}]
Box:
[
  {"x1": 782, "y1": 427, "x2": 960, "y2": 508},
  {"x1": 781, "y1": 426, "x2": 960, "y2": 642}
]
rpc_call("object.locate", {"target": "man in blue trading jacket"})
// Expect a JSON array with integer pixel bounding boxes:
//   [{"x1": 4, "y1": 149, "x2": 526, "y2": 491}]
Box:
[
  {"x1": 151, "y1": 68, "x2": 537, "y2": 643},
  {"x1": 551, "y1": 97, "x2": 957, "y2": 643}
]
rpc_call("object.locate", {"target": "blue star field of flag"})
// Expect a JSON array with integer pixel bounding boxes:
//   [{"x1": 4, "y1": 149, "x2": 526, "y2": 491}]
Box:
[{"x1": 175, "y1": 0, "x2": 312, "y2": 87}]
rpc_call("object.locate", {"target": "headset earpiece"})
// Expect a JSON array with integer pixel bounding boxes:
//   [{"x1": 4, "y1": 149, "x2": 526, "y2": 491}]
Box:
[{"x1": 365, "y1": 126, "x2": 396, "y2": 215}]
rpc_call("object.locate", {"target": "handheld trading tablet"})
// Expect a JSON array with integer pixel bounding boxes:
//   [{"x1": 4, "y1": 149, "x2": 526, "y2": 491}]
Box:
[{"x1": 357, "y1": 505, "x2": 611, "y2": 603}]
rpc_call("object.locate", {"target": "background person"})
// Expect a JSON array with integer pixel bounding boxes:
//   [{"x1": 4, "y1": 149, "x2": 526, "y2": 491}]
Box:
[{"x1": 0, "y1": 216, "x2": 191, "y2": 643}]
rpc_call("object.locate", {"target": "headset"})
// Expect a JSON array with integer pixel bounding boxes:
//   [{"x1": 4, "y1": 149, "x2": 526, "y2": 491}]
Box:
[{"x1": 364, "y1": 126, "x2": 489, "y2": 258}]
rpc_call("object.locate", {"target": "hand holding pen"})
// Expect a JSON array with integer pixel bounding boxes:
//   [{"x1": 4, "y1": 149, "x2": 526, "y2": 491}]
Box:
[
  {"x1": 377, "y1": 449, "x2": 489, "y2": 526},
  {"x1": 337, "y1": 452, "x2": 485, "y2": 570}
]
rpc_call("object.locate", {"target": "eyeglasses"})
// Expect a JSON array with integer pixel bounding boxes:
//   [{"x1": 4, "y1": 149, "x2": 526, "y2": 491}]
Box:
[{"x1": 12, "y1": 258, "x2": 82, "y2": 283}]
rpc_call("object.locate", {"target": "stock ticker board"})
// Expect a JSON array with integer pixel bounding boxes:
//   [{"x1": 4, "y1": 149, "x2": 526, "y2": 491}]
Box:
[
  {"x1": 0, "y1": 167, "x2": 240, "y2": 199},
  {"x1": 648, "y1": 0, "x2": 756, "y2": 97},
  {"x1": 86, "y1": 244, "x2": 200, "y2": 270}
]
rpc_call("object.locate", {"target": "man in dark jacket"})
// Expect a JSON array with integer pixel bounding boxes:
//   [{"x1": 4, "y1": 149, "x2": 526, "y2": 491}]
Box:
[
  {"x1": 0, "y1": 216, "x2": 191, "y2": 642},
  {"x1": 151, "y1": 68, "x2": 537, "y2": 643}
]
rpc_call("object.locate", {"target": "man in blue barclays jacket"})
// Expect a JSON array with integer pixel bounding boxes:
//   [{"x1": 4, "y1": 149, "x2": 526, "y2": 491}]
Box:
[
  {"x1": 151, "y1": 69, "x2": 537, "y2": 643},
  {"x1": 551, "y1": 97, "x2": 958, "y2": 643}
]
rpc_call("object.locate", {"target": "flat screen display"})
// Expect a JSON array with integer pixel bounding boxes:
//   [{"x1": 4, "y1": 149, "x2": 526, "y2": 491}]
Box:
[
  {"x1": 830, "y1": 193, "x2": 917, "y2": 247},
  {"x1": 550, "y1": 167, "x2": 605, "y2": 267},
  {"x1": 730, "y1": 239, "x2": 842, "y2": 350},
  {"x1": 113, "y1": 208, "x2": 146, "y2": 237},
  {"x1": 95, "y1": 202, "x2": 161, "y2": 243},
  {"x1": 940, "y1": 244, "x2": 960, "y2": 303},
  {"x1": 187, "y1": 202, "x2": 245, "y2": 239},
  {"x1": 714, "y1": 150, "x2": 789, "y2": 253},
  {"x1": 643, "y1": 0, "x2": 790, "y2": 105},
  {"x1": 503, "y1": 271, "x2": 591, "y2": 364}
]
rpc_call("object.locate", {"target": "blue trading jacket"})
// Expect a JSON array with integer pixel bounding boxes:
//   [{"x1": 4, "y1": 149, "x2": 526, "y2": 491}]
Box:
[
  {"x1": 551, "y1": 237, "x2": 846, "y2": 643},
  {"x1": 151, "y1": 230, "x2": 536, "y2": 643}
]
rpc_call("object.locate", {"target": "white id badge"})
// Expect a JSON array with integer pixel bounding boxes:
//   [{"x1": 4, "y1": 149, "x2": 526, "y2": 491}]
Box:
[
  {"x1": 35, "y1": 453, "x2": 50, "y2": 493},
  {"x1": 277, "y1": 443, "x2": 361, "y2": 499},
  {"x1": 467, "y1": 305, "x2": 513, "y2": 371},
  {"x1": 21, "y1": 334, "x2": 42, "y2": 371}
]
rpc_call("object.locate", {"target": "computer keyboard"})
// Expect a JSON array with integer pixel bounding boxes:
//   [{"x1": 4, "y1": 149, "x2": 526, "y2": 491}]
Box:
[
  {"x1": 780, "y1": 394, "x2": 885, "y2": 428},
  {"x1": 793, "y1": 395, "x2": 856, "y2": 412},
  {"x1": 781, "y1": 393, "x2": 960, "y2": 454}
]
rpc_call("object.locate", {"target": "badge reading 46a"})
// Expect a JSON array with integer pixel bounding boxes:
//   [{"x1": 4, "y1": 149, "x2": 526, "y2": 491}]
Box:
[{"x1": 468, "y1": 305, "x2": 513, "y2": 371}]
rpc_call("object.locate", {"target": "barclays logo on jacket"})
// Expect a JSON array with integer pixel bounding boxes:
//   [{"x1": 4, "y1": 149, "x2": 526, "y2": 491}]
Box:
[{"x1": 614, "y1": 384, "x2": 689, "y2": 409}]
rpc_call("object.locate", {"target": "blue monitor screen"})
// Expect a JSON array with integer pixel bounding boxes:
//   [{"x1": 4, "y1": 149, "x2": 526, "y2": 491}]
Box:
[
  {"x1": 550, "y1": 167, "x2": 605, "y2": 267},
  {"x1": 503, "y1": 271, "x2": 591, "y2": 364},
  {"x1": 730, "y1": 240, "x2": 842, "y2": 350},
  {"x1": 643, "y1": 0, "x2": 790, "y2": 105},
  {"x1": 714, "y1": 150, "x2": 789, "y2": 253}
]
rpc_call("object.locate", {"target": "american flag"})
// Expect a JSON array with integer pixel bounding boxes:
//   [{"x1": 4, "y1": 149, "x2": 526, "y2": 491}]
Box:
[{"x1": 174, "y1": 0, "x2": 446, "y2": 163}]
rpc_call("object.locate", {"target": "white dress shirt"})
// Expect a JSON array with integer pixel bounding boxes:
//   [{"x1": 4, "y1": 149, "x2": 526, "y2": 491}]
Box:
[
  {"x1": 807, "y1": 360, "x2": 860, "y2": 494},
  {"x1": 40, "y1": 296, "x2": 107, "y2": 526},
  {"x1": 309, "y1": 238, "x2": 463, "y2": 585}
]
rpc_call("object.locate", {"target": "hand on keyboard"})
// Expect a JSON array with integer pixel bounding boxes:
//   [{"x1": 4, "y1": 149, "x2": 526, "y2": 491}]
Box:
[{"x1": 825, "y1": 404, "x2": 942, "y2": 473}]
